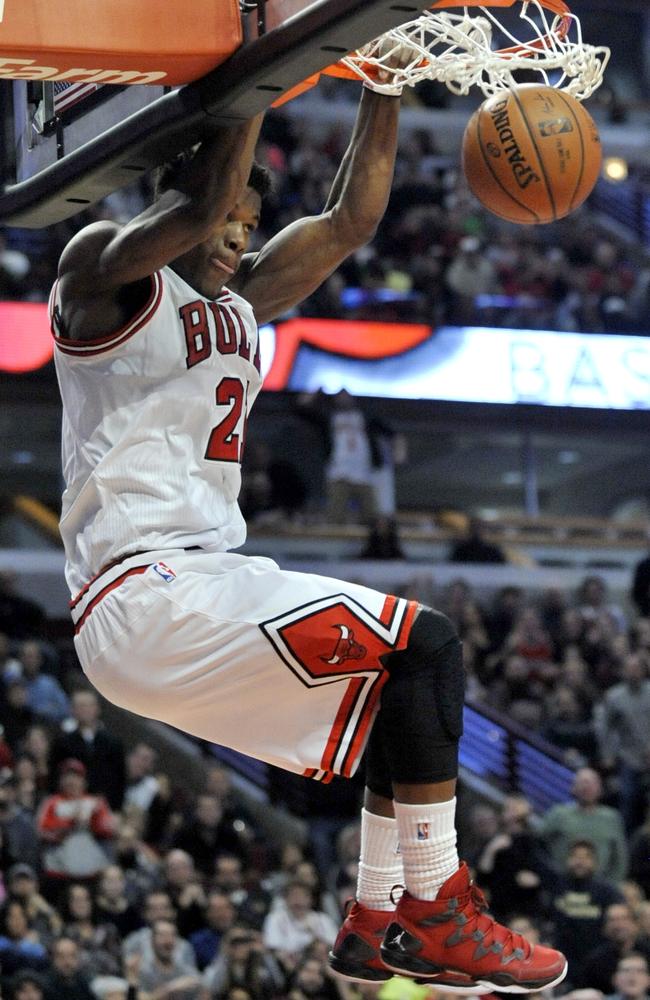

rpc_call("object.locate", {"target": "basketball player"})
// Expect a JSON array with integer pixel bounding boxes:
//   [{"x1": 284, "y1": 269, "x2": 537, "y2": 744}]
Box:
[{"x1": 51, "y1": 73, "x2": 567, "y2": 992}]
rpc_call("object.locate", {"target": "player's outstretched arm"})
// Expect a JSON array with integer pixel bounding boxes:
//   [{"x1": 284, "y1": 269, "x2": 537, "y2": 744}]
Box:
[
  {"x1": 59, "y1": 116, "x2": 264, "y2": 297},
  {"x1": 232, "y1": 88, "x2": 399, "y2": 325}
]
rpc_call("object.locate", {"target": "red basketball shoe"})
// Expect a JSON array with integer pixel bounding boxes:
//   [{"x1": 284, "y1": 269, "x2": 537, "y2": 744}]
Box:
[
  {"x1": 380, "y1": 863, "x2": 568, "y2": 993},
  {"x1": 329, "y1": 901, "x2": 393, "y2": 983},
  {"x1": 329, "y1": 899, "x2": 493, "y2": 992}
]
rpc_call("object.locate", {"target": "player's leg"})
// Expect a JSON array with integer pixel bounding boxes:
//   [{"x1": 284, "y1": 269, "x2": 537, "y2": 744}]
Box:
[
  {"x1": 362, "y1": 606, "x2": 567, "y2": 993},
  {"x1": 329, "y1": 728, "x2": 401, "y2": 983},
  {"x1": 330, "y1": 609, "x2": 472, "y2": 988},
  {"x1": 330, "y1": 720, "x2": 486, "y2": 991}
]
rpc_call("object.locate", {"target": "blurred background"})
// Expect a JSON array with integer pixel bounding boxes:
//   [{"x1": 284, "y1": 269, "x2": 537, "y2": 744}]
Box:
[{"x1": 1, "y1": 3, "x2": 650, "y2": 1000}]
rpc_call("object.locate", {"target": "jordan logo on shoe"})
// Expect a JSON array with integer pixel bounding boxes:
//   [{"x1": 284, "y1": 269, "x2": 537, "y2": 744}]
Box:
[
  {"x1": 392, "y1": 931, "x2": 408, "y2": 952},
  {"x1": 384, "y1": 925, "x2": 423, "y2": 957}
]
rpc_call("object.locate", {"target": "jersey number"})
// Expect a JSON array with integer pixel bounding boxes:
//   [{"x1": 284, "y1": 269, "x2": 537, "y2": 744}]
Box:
[{"x1": 205, "y1": 377, "x2": 247, "y2": 463}]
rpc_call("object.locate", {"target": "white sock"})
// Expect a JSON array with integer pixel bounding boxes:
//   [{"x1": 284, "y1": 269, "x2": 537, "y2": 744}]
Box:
[
  {"x1": 356, "y1": 808, "x2": 403, "y2": 911},
  {"x1": 393, "y1": 797, "x2": 459, "y2": 901}
]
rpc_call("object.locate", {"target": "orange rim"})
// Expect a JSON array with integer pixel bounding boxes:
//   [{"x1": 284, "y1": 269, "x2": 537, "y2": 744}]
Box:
[
  {"x1": 430, "y1": 0, "x2": 569, "y2": 12},
  {"x1": 448, "y1": 0, "x2": 574, "y2": 53},
  {"x1": 273, "y1": 0, "x2": 575, "y2": 104}
]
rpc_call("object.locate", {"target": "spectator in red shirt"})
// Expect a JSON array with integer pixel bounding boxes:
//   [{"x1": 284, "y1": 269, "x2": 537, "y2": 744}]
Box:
[{"x1": 36, "y1": 759, "x2": 115, "y2": 888}]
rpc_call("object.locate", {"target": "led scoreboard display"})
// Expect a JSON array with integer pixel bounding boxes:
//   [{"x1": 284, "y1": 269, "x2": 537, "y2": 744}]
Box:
[{"x1": 2, "y1": 302, "x2": 650, "y2": 411}]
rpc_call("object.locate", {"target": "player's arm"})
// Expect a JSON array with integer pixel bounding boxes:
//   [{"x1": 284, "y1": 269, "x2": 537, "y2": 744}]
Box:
[
  {"x1": 232, "y1": 89, "x2": 399, "y2": 325},
  {"x1": 59, "y1": 116, "x2": 264, "y2": 296}
]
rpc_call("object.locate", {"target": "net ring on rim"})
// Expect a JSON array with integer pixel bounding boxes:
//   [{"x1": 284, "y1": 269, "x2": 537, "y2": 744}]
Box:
[{"x1": 273, "y1": 0, "x2": 610, "y2": 105}]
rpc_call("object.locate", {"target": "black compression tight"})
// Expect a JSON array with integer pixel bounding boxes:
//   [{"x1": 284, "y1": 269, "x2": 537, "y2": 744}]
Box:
[{"x1": 365, "y1": 606, "x2": 464, "y2": 798}]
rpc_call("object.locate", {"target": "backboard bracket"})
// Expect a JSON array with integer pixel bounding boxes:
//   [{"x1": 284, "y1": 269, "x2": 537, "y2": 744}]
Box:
[{"x1": 0, "y1": 0, "x2": 426, "y2": 228}]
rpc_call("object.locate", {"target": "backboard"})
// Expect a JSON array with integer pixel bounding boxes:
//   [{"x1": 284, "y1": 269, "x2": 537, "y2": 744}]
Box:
[{"x1": 0, "y1": 0, "x2": 429, "y2": 228}]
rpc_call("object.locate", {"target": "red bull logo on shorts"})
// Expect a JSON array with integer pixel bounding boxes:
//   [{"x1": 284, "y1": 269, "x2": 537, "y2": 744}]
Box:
[{"x1": 321, "y1": 624, "x2": 367, "y2": 665}]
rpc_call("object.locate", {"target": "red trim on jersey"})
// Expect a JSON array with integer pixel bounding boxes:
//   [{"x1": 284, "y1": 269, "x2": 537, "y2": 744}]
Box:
[
  {"x1": 398, "y1": 599, "x2": 419, "y2": 645},
  {"x1": 380, "y1": 594, "x2": 397, "y2": 626},
  {"x1": 320, "y1": 675, "x2": 365, "y2": 775},
  {"x1": 74, "y1": 565, "x2": 149, "y2": 634},
  {"x1": 317, "y1": 598, "x2": 419, "y2": 780},
  {"x1": 70, "y1": 567, "x2": 105, "y2": 611},
  {"x1": 304, "y1": 770, "x2": 333, "y2": 784},
  {"x1": 53, "y1": 272, "x2": 163, "y2": 357},
  {"x1": 70, "y1": 548, "x2": 158, "y2": 610},
  {"x1": 341, "y1": 673, "x2": 389, "y2": 778}
]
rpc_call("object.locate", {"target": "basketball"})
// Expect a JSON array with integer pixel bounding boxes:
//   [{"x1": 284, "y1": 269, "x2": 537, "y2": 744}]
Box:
[{"x1": 462, "y1": 84, "x2": 602, "y2": 225}]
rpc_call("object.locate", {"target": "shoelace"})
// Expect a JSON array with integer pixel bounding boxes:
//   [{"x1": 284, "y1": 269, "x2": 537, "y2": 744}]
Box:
[{"x1": 456, "y1": 884, "x2": 532, "y2": 959}]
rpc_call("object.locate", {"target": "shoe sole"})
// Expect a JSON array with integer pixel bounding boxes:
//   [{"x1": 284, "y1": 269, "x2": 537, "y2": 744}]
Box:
[
  {"x1": 329, "y1": 963, "x2": 493, "y2": 994},
  {"x1": 420, "y1": 981, "x2": 493, "y2": 995},
  {"x1": 475, "y1": 962, "x2": 568, "y2": 994},
  {"x1": 382, "y1": 954, "x2": 568, "y2": 995},
  {"x1": 328, "y1": 953, "x2": 393, "y2": 984},
  {"x1": 329, "y1": 953, "x2": 494, "y2": 993},
  {"x1": 379, "y1": 961, "x2": 492, "y2": 994}
]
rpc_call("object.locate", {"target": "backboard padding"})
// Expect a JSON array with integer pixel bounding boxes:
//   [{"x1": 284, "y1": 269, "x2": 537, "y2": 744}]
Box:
[{"x1": 0, "y1": 0, "x2": 242, "y2": 85}]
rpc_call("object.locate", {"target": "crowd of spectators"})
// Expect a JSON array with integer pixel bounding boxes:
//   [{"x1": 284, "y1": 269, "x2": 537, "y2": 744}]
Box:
[
  {"x1": 0, "y1": 558, "x2": 649, "y2": 1000},
  {"x1": 2, "y1": 101, "x2": 650, "y2": 336}
]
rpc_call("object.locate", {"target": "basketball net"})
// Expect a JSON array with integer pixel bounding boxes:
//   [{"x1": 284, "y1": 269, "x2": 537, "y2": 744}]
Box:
[{"x1": 278, "y1": 0, "x2": 610, "y2": 105}]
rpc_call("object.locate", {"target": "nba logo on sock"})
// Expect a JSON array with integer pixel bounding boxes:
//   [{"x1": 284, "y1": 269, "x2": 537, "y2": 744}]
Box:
[
  {"x1": 152, "y1": 562, "x2": 176, "y2": 582},
  {"x1": 417, "y1": 823, "x2": 429, "y2": 840}
]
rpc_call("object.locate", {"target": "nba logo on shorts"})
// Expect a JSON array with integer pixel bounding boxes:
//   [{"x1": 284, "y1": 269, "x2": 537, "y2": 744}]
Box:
[
  {"x1": 417, "y1": 823, "x2": 429, "y2": 841},
  {"x1": 152, "y1": 562, "x2": 176, "y2": 582}
]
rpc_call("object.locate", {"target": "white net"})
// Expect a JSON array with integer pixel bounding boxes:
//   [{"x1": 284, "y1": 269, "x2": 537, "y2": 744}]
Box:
[{"x1": 341, "y1": 1, "x2": 610, "y2": 101}]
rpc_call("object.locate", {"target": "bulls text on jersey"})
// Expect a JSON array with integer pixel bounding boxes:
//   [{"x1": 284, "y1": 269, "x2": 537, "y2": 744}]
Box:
[{"x1": 180, "y1": 297, "x2": 261, "y2": 374}]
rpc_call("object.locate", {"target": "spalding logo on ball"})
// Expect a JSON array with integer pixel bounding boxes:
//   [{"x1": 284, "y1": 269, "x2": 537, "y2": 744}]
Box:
[{"x1": 462, "y1": 83, "x2": 602, "y2": 225}]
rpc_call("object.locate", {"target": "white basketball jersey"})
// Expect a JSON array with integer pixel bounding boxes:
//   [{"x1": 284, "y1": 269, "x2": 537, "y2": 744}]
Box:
[
  {"x1": 327, "y1": 409, "x2": 372, "y2": 484},
  {"x1": 51, "y1": 266, "x2": 262, "y2": 596}
]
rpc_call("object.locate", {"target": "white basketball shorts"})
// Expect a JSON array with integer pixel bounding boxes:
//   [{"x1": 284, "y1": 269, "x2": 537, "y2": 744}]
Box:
[{"x1": 71, "y1": 549, "x2": 417, "y2": 782}]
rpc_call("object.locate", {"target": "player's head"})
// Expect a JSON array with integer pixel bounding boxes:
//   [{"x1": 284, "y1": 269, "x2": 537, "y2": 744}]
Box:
[
  {"x1": 246, "y1": 161, "x2": 273, "y2": 202},
  {"x1": 155, "y1": 150, "x2": 272, "y2": 298}
]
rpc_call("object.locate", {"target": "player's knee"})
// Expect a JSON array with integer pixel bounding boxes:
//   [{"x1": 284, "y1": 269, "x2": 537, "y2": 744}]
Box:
[
  {"x1": 409, "y1": 605, "x2": 459, "y2": 657},
  {"x1": 391, "y1": 605, "x2": 460, "y2": 673},
  {"x1": 384, "y1": 605, "x2": 465, "y2": 743},
  {"x1": 414, "y1": 607, "x2": 464, "y2": 741}
]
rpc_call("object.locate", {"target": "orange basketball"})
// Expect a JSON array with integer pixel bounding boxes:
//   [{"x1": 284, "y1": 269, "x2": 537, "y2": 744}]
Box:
[{"x1": 462, "y1": 84, "x2": 602, "y2": 225}]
